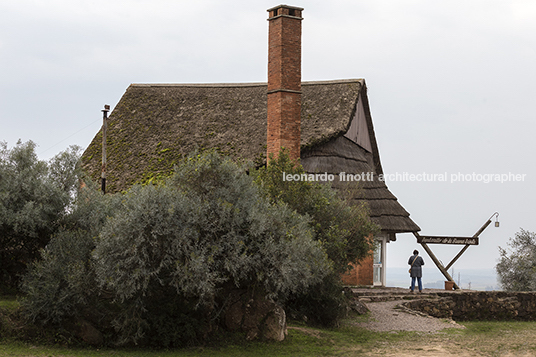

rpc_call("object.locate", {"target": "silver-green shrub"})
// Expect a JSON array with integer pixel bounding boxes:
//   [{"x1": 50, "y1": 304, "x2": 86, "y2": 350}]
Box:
[
  {"x1": 23, "y1": 151, "x2": 330, "y2": 346},
  {"x1": 21, "y1": 183, "x2": 122, "y2": 326},
  {"x1": 252, "y1": 150, "x2": 380, "y2": 326},
  {"x1": 0, "y1": 141, "x2": 82, "y2": 288},
  {"x1": 496, "y1": 229, "x2": 536, "y2": 291},
  {"x1": 93, "y1": 152, "x2": 329, "y2": 345}
]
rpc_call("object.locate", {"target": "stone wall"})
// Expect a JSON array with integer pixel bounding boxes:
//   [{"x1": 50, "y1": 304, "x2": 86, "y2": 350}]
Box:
[{"x1": 403, "y1": 291, "x2": 536, "y2": 321}]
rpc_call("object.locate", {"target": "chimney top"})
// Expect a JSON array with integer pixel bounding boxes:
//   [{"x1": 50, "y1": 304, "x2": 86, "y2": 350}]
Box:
[
  {"x1": 266, "y1": 4, "x2": 303, "y2": 162},
  {"x1": 267, "y1": 4, "x2": 303, "y2": 20}
]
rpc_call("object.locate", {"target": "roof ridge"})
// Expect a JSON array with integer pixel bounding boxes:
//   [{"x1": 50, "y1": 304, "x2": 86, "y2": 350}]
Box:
[
  {"x1": 130, "y1": 79, "x2": 364, "y2": 88},
  {"x1": 302, "y1": 79, "x2": 364, "y2": 85},
  {"x1": 130, "y1": 82, "x2": 267, "y2": 88}
]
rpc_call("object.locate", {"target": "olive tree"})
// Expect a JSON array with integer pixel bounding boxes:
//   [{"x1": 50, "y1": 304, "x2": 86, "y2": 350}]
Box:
[
  {"x1": 252, "y1": 150, "x2": 379, "y2": 326},
  {"x1": 23, "y1": 151, "x2": 330, "y2": 347},
  {"x1": 21, "y1": 185, "x2": 122, "y2": 326},
  {"x1": 252, "y1": 150, "x2": 379, "y2": 274},
  {"x1": 0, "y1": 141, "x2": 82, "y2": 288},
  {"x1": 496, "y1": 229, "x2": 536, "y2": 291}
]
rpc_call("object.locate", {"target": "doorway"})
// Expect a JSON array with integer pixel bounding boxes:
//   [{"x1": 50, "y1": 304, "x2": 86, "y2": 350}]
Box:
[{"x1": 373, "y1": 236, "x2": 387, "y2": 286}]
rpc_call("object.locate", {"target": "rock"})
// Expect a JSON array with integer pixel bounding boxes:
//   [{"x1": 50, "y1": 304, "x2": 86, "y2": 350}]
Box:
[
  {"x1": 76, "y1": 319, "x2": 103, "y2": 346},
  {"x1": 262, "y1": 305, "x2": 287, "y2": 341},
  {"x1": 224, "y1": 289, "x2": 288, "y2": 341},
  {"x1": 350, "y1": 299, "x2": 369, "y2": 315},
  {"x1": 242, "y1": 296, "x2": 269, "y2": 340},
  {"x1": 245, "y1": 328, "x2": 259, "y2": 340}
]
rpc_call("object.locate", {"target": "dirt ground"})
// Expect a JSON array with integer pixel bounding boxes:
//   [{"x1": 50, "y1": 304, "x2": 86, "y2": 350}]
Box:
[
  {"x1": 361, "y1": 332, "x2": 536, "y2": 357},
  {"x1": 345, "y1": 298, "x2": 536, "y2": 356}
]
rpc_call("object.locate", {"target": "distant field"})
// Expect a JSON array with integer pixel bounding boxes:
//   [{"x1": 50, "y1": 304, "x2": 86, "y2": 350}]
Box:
[{"x1": 387, "y1": 267, "x2": 499, "y2": 291}]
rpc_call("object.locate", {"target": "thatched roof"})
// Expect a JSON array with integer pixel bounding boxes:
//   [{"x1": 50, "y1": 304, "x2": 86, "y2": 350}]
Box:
[
  {"x1": 82, "y1": 79, "x2": 363, "y2": 191},
  {"x1": 301, "y1": 136, "x2": 420, "y2": 233},
  {"x1": 81, "y1": 79, "x2": 420, "y2": 233}
]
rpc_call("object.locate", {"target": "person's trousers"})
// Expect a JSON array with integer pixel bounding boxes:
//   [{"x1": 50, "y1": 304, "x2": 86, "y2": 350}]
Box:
[{"x1": 411, "y1": 277, "x2": 422, "y2": 292}]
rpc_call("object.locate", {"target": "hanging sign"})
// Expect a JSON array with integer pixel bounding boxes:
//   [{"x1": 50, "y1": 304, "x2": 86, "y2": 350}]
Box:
[{"x1": 417, "y1": 236, "x2": 479, "y2": 245}]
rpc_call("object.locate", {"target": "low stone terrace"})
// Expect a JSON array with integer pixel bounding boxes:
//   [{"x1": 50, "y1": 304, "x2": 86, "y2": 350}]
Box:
[
  {"x1": 349, "y1": 286, "x2": 536, "y2": 321},
  {"x1": 350, "y1": 286, "x2": 462, "y2": 301}
]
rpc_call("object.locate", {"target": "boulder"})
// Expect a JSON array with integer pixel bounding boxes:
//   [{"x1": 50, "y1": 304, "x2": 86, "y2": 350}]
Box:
[
  {"x1": 350, "y1": 298, "x2": 369, "y2": 315},
  {"x1": 224, "y1": 289, "x2": 287, "y2": 341},
  {"x1": 262, "y1": 305, "x2": 287, "y2": 341},
  {"x1": 76, "y1": 319, "x2": 103, "y2": 346}
]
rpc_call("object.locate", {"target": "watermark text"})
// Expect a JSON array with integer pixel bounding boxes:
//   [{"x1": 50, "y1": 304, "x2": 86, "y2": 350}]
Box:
[{"x1": 282, "y1": 171, "x2": 527, "y2": 184}]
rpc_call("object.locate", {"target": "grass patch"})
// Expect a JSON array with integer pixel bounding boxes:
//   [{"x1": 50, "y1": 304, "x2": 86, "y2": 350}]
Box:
[
  {"x1": 3, "y1": 293, "x2": 536, "y2": 356},
  {"x1": 463, "y1": 320, "x2": 536, "y2": 334},
  {"x1": 3, "y1": 320, "x2": 535, "y2": 357},
  {"x1": 0, "y1": 296, "x2": 20, "y2": 310},
  {"x1": 0, "y1": 326, "x2": 376, "y2": 357}
]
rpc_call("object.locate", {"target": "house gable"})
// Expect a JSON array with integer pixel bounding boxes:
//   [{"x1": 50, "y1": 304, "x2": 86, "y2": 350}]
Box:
[{"x1": 344, "y1": 92, "x2": 372, "y2": 153}]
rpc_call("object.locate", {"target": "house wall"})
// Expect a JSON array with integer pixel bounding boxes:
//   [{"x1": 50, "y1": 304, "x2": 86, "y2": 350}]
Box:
[{"x1": 341, "y1": 256, "x2": 374, "y2": 286}]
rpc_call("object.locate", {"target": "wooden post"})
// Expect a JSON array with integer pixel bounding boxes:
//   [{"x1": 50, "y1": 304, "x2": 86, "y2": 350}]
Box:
[
  {"x1": 101, "y1": 104, "x2": 110, "y2": 194},
  {"x1": 414, "y1": 232, "x2": 460, "y2": 290},
  {"x1": 415, "y1": 215, "x2": 496, "y2": 290},
  {"x1": 445, "y1": 219, "x2": 492, "y2": 271},
  {"x1": 445, "y1": 245, "x2": 470, "y2": 271}
]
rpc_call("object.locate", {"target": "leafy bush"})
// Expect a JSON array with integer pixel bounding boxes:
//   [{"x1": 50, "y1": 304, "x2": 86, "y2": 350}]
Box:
[
  {"x1": 285, "y1": 273, "x2": 349, "y2": 327},
  {"x1": 496, "y1": 229, "x2": 536, "y2": 291},
  {"x1": 23, "y1": 151, "x2": 330, "y2": 347},
  {"x1": 0, "y1": 141, "x2": 82, "y2": 288},
  {"x1": 252, "y1": 150, "x2": 379, "y2": 274},
  {"x1": 21, "y1": 229, "x2": 98, "y2": 324},
  {"x1": 20, "y1": 184, "x2": 122, "y2": 328},
  {"x1": 21, "y1": 148, "x2": 379, "y2": 345},
  {"x1": 252, "y1": 150, "x2": 379, "y2": 326},
  {"x1": 93, "y1": 153, "x2": 328, "y2": 346}
]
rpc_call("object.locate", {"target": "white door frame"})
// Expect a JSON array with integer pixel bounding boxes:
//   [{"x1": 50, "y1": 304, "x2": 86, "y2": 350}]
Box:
[{"x1": 373, "y1": 235, "x2": 387, "y2": 286}]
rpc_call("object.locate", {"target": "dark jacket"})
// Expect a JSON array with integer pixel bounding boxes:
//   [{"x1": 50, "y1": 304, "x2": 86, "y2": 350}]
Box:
[{"x1": 408, "y1": 254, "x2": 424, "y2": 278}]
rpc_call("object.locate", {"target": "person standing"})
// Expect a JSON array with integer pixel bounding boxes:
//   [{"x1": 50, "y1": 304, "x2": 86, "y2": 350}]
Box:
[{"x1": 408, "y1": 249, "x2": 424, "y2": 292}]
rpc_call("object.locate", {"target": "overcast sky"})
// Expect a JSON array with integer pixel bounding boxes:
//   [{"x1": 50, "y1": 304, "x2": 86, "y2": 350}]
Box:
[{"x1": 2, "y1": 0, "x2": 535, "y2": 277}]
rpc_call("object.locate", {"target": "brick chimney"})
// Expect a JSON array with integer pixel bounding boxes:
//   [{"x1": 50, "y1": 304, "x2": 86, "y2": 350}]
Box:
[{"x1": 267, "y1": 4, "x2": 303, "y2": 162}]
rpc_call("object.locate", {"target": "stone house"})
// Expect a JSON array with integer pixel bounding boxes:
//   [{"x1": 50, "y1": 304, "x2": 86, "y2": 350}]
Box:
[{"x1": 81, "y1": 4, "x2": 420, "y2": 286}]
